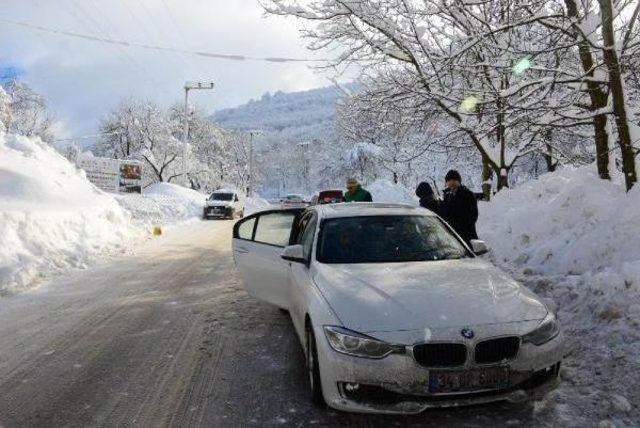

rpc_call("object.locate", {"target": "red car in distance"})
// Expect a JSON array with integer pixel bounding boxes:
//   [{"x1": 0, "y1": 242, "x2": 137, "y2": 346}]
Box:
[{"x1": 315, "y1": 190, "x2": 344, "y2": 204}]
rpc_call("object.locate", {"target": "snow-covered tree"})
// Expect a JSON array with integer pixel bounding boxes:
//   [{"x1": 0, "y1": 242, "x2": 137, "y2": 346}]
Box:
[
  {"x1": 2, "y1": 81, "x2": 54, "y2": 141},
  {"x1": 96, "y1": 99, "x2": 184, "y2": 184},
  {"x1": 96, "y1": 98, "x2": 251, "y2": 191},
  {"x1": 0, "y1": 87, "x2": 10, "y2": 133},
  {"x1": 264, "y1": 0, "x2": 640, "y2": 191}
]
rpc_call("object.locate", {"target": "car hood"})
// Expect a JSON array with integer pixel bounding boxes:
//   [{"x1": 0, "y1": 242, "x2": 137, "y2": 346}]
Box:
[
  {"x1": 312, "y1": 259, "x2": 547, "y2": 333},
  {"x1": 207, "y1": 200, "x2": 233, "y2": 207}
]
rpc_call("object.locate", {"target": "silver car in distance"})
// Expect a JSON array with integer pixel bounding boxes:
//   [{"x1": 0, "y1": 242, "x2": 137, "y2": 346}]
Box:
[{"x1": 232, "y1": 203, "x2": 563, "y2": 414}]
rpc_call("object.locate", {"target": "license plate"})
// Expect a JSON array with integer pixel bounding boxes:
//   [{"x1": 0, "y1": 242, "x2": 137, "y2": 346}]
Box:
[{"x1": 429, "y1": 367, "x2": 510, "y2": 393}]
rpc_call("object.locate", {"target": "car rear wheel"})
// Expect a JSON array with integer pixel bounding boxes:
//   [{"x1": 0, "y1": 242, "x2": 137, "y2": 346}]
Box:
[{"x1": 306, "y1": 324, "x2": 325, "y2": 407}]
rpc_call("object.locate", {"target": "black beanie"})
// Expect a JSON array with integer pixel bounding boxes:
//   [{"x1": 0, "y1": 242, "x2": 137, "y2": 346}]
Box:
[{"x1": 445, "y1": 169, "x2": 462, "y2": 182}]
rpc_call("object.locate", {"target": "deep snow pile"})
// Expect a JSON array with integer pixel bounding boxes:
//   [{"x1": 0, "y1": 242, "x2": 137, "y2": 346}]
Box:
[
  {"x1": 116, "y1": 182, "x2": 206, "y2": 227},
  {"x1": 244, "y1": 197, "x2": 273, "y2": 215},
  {"x1": 478, "y1": 166, "x2": 640, "y2": 426},
  {"x1": 367, "y1": 179, "x2": 418, "y2": 204},
  {"x1": 0, "y1": 132, "x2": 137, "y2": 294}
]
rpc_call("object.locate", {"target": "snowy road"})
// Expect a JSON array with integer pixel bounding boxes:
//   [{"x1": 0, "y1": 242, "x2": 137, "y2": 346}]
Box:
[{"x1": 0, "y1": 221, "x2": 549, "y2": 427}]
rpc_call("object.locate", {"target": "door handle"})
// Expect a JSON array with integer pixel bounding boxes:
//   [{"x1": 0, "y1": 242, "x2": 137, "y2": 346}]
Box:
[{"x1": 235, "y1": 247, "x2": 249, "y2": 254}]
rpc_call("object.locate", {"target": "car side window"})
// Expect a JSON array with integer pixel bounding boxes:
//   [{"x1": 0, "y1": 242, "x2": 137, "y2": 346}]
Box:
[
  {"x1": 254, "y1": 212, "x2": 296, "y2": 247},
  {"x1": 298, "y1": 215, "x2": 317, "y2": 260},
  {"x1": 237, "y1": 217, "x2": 256, "y2": 240}
]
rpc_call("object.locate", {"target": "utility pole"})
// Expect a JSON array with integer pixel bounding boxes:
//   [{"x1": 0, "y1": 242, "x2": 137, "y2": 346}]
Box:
[
  {"x1": 297, "y1": 141, "x2": 311, "y2": 194},
  {"x1": 246, "y1": 130, "x2": 263, "y2": 197},
  {"x1": 182, "y1": 81, "x2": 214, "y2": 187}
]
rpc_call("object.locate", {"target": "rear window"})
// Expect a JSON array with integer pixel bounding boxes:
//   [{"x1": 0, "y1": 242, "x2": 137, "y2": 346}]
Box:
[{"x1": 317, "y1": 215, "x2": 469, "y2": 264}]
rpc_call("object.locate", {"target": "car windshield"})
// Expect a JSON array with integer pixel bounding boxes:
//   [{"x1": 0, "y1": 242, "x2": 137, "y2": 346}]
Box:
[
  {"x1": 317, "y1": 215, "x2": 470, "y2": 264},
  {"x1": 210, "y1": 193, "x2": 234, "y2": 201}
]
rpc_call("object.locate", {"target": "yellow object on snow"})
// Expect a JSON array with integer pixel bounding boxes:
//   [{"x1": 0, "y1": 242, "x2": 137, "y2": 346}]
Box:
[{"x1": 152, "y1": 226, "x2": 162, "y2": 236}]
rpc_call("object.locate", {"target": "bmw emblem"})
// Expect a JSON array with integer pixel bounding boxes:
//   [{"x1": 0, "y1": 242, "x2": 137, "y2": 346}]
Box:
[{"x1": 461, "y1": 328, "x2": 475, "y2": 339}]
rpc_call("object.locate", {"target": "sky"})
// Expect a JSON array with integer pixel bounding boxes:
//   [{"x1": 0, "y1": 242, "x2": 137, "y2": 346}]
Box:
[{"x1": 0, "y1": 0, "x2": 340, "y2": 140}]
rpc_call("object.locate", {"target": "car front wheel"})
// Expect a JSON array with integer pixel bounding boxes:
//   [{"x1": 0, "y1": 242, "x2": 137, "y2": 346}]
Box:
[{"x1": 306, "y1": 323, "x2": 325, "y2": 406}]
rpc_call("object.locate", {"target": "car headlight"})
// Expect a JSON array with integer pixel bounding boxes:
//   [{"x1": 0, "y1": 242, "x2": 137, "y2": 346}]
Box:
[
  {"x1": 522, "y1": 312, "x2": 560, "y2": 346},
  {"x1": 323, "y1": 326, "x2": 403, "y2": 359}
]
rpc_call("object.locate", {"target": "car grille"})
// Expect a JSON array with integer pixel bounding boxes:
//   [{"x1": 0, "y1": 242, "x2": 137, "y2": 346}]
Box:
[
  {"x1": 412, "y1": 343, "x2": 467, "y2": 367},
  {"x1": 475, "y1": 337, "x2": 520, "y2": 364}
]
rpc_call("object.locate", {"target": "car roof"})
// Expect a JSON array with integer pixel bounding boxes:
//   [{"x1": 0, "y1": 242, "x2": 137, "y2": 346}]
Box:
[{"x1": 313, "y1": 202, "x2": 430, "y2": 219}]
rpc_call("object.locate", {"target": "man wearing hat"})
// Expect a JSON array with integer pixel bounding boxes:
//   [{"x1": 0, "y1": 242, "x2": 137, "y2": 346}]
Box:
[
  {"x1": 441, "y1": 170, "x2": 478, "y2": 244},
  {"x1": 344, "y1": 178, "x2": 373, "y2": 202}
]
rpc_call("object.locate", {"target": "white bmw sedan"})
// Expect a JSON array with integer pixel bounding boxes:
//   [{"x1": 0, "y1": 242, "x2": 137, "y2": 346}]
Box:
[{"x1": 232, "y1": 203, "x2": 563, "y2": 414}]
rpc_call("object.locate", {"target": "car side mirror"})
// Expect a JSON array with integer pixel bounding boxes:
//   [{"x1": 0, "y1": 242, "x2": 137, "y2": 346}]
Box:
[
  {"x1": 281, "y1": 244, "x2": 306, "y2": 263},
  {"x1": 470, "y1": 239, "x2": 489, "y2": 255}
]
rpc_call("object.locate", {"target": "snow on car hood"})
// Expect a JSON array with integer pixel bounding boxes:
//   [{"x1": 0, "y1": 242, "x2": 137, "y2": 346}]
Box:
[{"x1": 312, "y1": 259, "x2": 547, "y2": 333}]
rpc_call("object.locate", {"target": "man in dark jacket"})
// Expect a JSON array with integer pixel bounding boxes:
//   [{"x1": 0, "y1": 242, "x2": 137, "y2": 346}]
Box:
[
  {"x1": 344, "y1": 178, "x2": 373, "y2": 202},
  {"x1": 415, "y1": 181, "x2": 441, "y2": 214},
  {"x1": 440, "y1": 170, "x2": 478, "y2": 244}
]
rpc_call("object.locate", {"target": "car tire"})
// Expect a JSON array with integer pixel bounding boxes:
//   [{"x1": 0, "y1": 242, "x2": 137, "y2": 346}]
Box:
[{"x1": 306, "y1": 324, "x2": 325, "y2": 407}]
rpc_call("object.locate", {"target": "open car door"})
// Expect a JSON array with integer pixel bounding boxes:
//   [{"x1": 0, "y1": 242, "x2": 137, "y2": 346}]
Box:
[{"x1": 232, "y1": 208, "x2": 304, "y2": 309}]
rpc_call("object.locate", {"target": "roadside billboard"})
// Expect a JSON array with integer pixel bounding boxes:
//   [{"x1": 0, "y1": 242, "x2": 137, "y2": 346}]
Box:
[{"x1": 77, "y1": 156, "x2": 142, "y2": 194}]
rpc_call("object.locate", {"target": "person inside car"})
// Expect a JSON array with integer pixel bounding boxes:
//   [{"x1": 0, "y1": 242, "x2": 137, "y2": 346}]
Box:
[
  {"x1": 344, "y1": 178, "x2": 373, "y2": 202},
  {"x1": 322, "y1": 226, "x2": 361, "y2": 262},
  {"x1": 440, "y1": 170, "x2": 479, "y2": 245}
]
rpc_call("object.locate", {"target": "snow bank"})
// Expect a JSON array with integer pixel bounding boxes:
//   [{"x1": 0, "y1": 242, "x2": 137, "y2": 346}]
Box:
[
  {"x1": 478, "y1": 166, "x2": 640, "y2": 426},
  {"x1": 0, "y1": 132, "x2": 137, "y2": 294},
  {"x1": 367, "y1": 179, "x2": 417, "y2": 204},
  {"x1": 244, "y1": 197, "x2": 274, "y2": 215},
  {"x1": 116, "y1": 182, "x2": 205, "y2": 227},
  {"x1": 479, "y1": 166, "x2": 640, "y2": 283}
]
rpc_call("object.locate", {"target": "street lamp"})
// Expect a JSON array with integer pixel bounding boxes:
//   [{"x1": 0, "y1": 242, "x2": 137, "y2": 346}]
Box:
[{"x1": 182, "y1": 81, "x2": 214, "y2": 187}]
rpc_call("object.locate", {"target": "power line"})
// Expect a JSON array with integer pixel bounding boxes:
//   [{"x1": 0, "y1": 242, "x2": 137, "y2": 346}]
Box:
[
  {"x1": 62, "y1": 0, "x2": 162, "y2": 88},
  {"x1": 0, "y1": 18, "x2": 324, "y2": 63}
]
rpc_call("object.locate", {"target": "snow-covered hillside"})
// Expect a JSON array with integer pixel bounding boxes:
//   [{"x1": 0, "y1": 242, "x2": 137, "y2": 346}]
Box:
[
  {"x1": 212, "y1": 85, "x2": 352, "y2": 143},
  {"x1": 479, "y1": 167, "x2": 640, "y2": 426}
]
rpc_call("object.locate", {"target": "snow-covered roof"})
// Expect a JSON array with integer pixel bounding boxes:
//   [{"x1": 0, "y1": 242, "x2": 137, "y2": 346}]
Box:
[{"x1": 316, "y1": 202, "x2": 431, "y2": 219}]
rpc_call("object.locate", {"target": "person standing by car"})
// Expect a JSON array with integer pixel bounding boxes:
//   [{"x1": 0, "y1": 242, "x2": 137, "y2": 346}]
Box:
[
  {"x1": 441, "y1": 170, "x2": 478, "y2": 244},
  {"x1": 415, "y1": 181, "x2": 441, "y2": 214},
  {"x1": 344, "y1": 178, "x2": 373, "y2": 202}
]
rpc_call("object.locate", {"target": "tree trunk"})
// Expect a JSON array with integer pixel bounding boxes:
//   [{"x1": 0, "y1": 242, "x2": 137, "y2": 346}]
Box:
[
  {"x1": 564, "y1": 0, "x2": 611, "y2": 180},
  {"x1": 593, "y1": 113, "x2": 611, "y2": 180},
  {"x1": 481, "y1": 156, "x2": 493, "y2": 200},
  {"x1": 497, "y1": 167, "x2": 509, "y2": 190},
  {"x1": 599, "y1": 0, "x2": 637, "y2": 190},
  {"x1": 543, "y1": 131, "x2": 557, "y2": 172}
]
